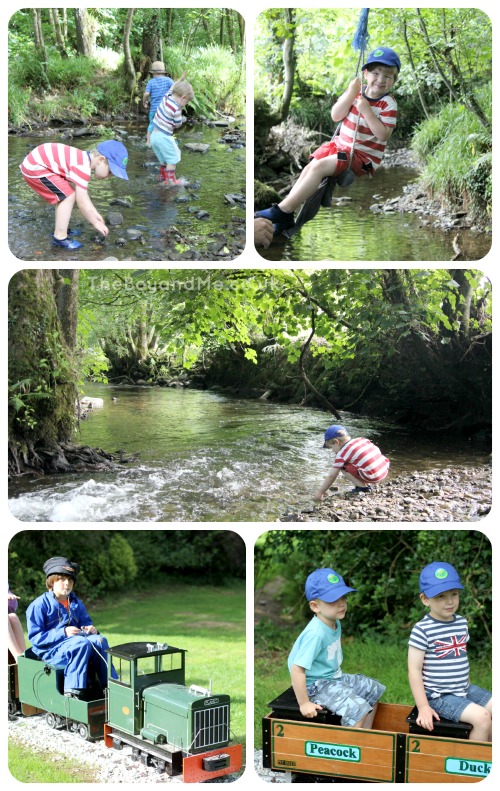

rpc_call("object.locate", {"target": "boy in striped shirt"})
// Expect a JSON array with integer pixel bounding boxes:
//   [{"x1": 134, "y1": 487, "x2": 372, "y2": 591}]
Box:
[
  {"x1": 255, "y1": 47, "x2": 400, "y2": 234},
  {"x1": 20, "y1": 140, "x2": 129, "y2": 250},
  {"x1": 408, "y1": 562, "x2": 491, "y2": 742},
  {"x1": 314, "y1": 424, "x2": 389, "y2": 500},
  {"x1": 151, "y1": 80, "x2": 195, "y2": 185}
]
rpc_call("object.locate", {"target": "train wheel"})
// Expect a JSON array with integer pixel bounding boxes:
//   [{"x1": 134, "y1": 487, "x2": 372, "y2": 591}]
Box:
[
  {"x1": 45, "y1": 712, "x2": 57, "y2": 729},
  {"x1": 112, "y1": 737, "x2": 123, "y2": 750},
  {"x1": 8, "y1": 701, "x2": 18, "y2": 718},
  {"x1": 77, "y1": 723, "x2": 90, "y2": 740},
  {"x1": 153, "y1": 758, "x2": 166, "y2": 774},
  {"x1": 140, "y1": 751, "x2": 151, "y2": 767},
  {"x1": 131, "y1": 747, "x2": 140, "y2": 762}
]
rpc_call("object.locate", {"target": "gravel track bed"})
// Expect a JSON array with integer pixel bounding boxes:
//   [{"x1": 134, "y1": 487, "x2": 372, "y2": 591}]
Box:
[{"x1": 9, "y1": 713, "x2": 242, "y2": 783}]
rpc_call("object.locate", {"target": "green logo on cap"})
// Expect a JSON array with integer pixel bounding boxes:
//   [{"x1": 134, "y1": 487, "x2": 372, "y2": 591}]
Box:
[
  {"x1": 122, "y1": 156, "x2": 128, "y2": 166},
  {"x1": 372, "y1": 48, "x2": 385, "y2": 57},
  {"x1": 435, "y1": 568, "x2": 449, "y2": 579},
  {"x1": 327, "y1": 574, "x2": 340, "y2": 584}
]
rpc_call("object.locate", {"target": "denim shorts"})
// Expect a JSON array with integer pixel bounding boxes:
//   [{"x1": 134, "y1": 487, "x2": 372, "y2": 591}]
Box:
[
  {"x1": 150, "y1": 129, "x2": 181, "y2": 166},
  {"x1": 428, "y1": 684, "x2": 492, "y2": 722},
  {"x1": 307, "y1": 673, "x2": 386, "y2": 727}
]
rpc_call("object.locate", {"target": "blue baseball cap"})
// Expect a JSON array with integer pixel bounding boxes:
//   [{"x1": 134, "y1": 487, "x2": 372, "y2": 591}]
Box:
[
  {"x1": 419, "y1": 562, "x2": 464, "y2": 598},
  {"x1": 362, "y1": 47, "x2": 401, "y2": 73},
  {"x1": 305, "y1": 568, "x2": 356, "y2": 603},
  {"x1": 323, "y1": 424, "x2": 347, "y2": 447},
  {"x1": 97, "y1": 140, "x2": 129, "y2": 180}
]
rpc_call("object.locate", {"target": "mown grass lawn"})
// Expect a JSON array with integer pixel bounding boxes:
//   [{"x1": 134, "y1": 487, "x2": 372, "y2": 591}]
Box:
[{"x1": 10, "y1": 582, "x2": 246, "y2": 782}]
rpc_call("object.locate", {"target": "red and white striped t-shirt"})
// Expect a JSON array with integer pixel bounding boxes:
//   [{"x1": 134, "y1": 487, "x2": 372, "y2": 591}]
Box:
[
  {"x1": 333, "y1": 437, "x2": 390, "y2": 482},
  {"x1": 338, "y1": 93, "x2": 398, "y2": 170},
  {"x1": 153, "y1": 93, "x2": 183, "y2": 136},
  {"x1": 20, "y1": 143, "x2": 91, "y2": 189}
]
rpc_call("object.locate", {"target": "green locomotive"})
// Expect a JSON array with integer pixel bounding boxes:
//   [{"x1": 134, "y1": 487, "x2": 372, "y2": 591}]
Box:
[{"x1": 14, "y1": 640, "x2": 242, "y2": 782}]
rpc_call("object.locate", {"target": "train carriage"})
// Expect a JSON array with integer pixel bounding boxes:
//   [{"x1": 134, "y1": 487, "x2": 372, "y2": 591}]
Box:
[{"x1": 262, "y1": 687, "x2": 491, "y2": 783}]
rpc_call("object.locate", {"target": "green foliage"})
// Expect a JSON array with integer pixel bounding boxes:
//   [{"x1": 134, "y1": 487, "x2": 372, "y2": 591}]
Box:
[
  {"x1": 9, "y1": 530, "x2": 245, "y2": 608},
  {"x1": 255, "y1": 530, "x2": 492, "y2": 650}
]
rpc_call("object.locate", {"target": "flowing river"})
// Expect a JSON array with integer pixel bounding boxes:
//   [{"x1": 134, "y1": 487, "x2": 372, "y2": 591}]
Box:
[{"x1": 8, "y1": 385, "x2": 488, "y2": 523}]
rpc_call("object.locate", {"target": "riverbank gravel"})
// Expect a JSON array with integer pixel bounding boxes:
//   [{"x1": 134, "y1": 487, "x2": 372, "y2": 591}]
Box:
[
  {"x1": 8, "y1": 713, "x2": 242, "y2": 783},
  {"x1": 279, "y1": 465, "x2": 491, "y2": 522}
]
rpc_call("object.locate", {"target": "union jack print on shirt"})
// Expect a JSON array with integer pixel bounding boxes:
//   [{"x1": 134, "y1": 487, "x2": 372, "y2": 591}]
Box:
[{"x1": 434, "y1": 634, "x2": 468, "y2": 659}]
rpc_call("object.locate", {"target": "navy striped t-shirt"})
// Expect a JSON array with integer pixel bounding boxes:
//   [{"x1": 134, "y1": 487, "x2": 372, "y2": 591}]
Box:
[{"x1": 409, "y1": 613, "x2": 470, "y2": 698}]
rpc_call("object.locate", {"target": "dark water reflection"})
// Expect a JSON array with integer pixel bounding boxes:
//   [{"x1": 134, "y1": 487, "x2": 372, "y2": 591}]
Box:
[
  {"x1": 258, "y1": 167, "x2": 490, "y2": 262},
  {"x1": 8, "y1": 121, "x2": 245, "y2": 261},
  {"x1": 8, "y1": 385, "x2": 488, "y2": 523}
]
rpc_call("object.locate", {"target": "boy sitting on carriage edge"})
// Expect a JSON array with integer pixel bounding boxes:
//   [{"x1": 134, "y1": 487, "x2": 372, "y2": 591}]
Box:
[
  {"x1": 255, "y1": 47, "x2": 400, "y2": 234},
  {"x1": 288, "y1": 567, "x2": 385, "y2": 728},
  {"x1": 408, "y1": 561, "x2": 492, "y2": 743}
]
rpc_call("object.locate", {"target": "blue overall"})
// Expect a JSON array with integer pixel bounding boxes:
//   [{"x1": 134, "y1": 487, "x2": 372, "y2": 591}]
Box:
[{"x1": 26, "y1": 591, "x2": 111, "y2": 692}]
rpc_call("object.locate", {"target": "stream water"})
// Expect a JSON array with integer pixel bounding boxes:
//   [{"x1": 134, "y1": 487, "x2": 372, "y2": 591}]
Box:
[
  {"x1": 8, "y1": 385, "x2": 488, "y2": 523},
  {"x1": 257, "y1": 167, "x2": 490, "y2": 262},
  {"x1": 8, "y1": 121, "x2": 245, "y2": 262}
]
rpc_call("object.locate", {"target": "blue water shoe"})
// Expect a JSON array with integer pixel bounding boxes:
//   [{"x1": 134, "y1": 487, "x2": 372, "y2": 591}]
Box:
[
  {"x1": 51, "y1": 235, "x2": 83, "y2": 250},
  {"x1": 255, "y1": 205, "x2": 295, "y2": 235}
]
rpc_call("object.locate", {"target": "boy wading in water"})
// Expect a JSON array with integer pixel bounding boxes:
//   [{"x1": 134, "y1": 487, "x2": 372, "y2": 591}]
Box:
[
  {"x1": 255, "y1": 47, "x2": 400, "y2": 234},
  {"x1": 20, "y1": 140, "x2": 129, "y2": 250},
  {"x1": 150, "y1": 80, "x2": 195, "y2": 186}
]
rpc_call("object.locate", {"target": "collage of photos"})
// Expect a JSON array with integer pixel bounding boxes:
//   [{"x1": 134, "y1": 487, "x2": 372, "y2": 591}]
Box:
[{"x1": 5, "y1": 4, "x2": 493, "y2": 787}]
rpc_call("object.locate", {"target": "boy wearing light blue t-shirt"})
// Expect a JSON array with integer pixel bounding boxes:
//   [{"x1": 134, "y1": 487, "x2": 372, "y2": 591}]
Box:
[{"x1": 288, "y1": 567, "x2": 385, "y2": 727}]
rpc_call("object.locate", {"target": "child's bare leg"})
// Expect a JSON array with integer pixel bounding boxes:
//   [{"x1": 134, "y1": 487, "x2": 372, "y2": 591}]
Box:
[
  {"x1": 8, "y1": 613, "x2": 26, "y2": 659},
  {"x1": 54, "y1": 193, "x2": 76, "y2": 239},
  {"x1": 279, "y1": 155, "x2": 340, "y2": 213},
  {"x1": 461, "y1": 703, "x2": 492, "y2": 741},
  {"x1": 353, "y1": 703, "x2": 378, "y2": 729}
]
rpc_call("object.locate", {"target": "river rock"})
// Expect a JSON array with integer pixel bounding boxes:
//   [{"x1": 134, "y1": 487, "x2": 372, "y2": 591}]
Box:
[
  {"x1": 106, "y1": 211, "x2": 124, "y2": 226},
  {"x1": 196, "y1": 211, "x2": 210, "y2": 220},
  {"x1": 126, "y1": 228, "x2": 143, "y2": 240},
  {"x1": 279, "y1": 465, "x2": 491, "y2": 523},
  {"x1": 183, "y1": 143, "x2": 210, "y2": 153},
  {"x1": 110, "y1": 198, "x2": 133, "y2": 208}
]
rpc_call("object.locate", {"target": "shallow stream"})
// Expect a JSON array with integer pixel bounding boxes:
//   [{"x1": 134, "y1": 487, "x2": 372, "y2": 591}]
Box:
[
  {"x1": 257, "y1": 167, "x2": 490, "y2": 262},
  {"x1": 8, "y1": 120, "x2": 245, "y2": 261},
  {"x1": 8, "y1": 385, "x2": 488, "y2": 523}
]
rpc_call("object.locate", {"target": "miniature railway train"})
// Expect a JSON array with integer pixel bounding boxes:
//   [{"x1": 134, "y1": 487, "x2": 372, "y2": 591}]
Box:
[
  {"x1": 9, "y1": 640, "x2": 242, "y2": 782},
  {"x1": 262, "y1": 687, "x2": 492, "y2": 783}
]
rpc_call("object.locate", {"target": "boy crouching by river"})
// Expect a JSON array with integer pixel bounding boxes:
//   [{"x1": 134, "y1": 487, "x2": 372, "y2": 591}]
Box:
[
  {"x1": 315, "y1": 424, "x2": 389, "y2": 500},
  {"x1": 20, "y1": 140, "x2": 129, "y2": 250}
]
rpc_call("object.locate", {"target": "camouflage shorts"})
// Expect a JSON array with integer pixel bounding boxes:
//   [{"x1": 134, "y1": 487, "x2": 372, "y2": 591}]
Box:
[{"x1": 307, "y1": 673, "x2": 386, "y2": 727}]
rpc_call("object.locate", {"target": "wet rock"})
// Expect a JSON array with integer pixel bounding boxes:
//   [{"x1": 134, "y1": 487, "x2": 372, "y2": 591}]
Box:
[
  {"x1": 106, "y1": 211, "x2": 124, "y2": 226},
  {"x1": 183, "y1": 143, "x2": 210, "y2": 153},
  {"x1": 71, "y1": 127, "x2": 93, "y2": 137},
  {"x1": 126, "y1": 228, "x2": 143, "y2": 240},
  {"x1": 110, "y1": 198, "x2": 133, "y2": 208},
  {"x1": 196, "y1": 210, "x2": 210, "y2": 220}
]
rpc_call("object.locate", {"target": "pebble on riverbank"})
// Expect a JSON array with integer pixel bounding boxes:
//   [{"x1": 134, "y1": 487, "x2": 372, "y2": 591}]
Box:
[{"x1": 279, "y1": 465, "x2": 491, "y2": 523}]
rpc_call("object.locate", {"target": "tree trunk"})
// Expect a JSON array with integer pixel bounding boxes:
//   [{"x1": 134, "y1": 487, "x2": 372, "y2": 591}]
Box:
[
  {"x1": 32, "y1": 9, "x2": 49, "y2": 85},
  {"x1": 226, "y1": 9, "x2": 237, "y2": 53},
  {"x1": 237, "y1": 12, "x2": 245, "y2": 46},
  {"x1": 279, "y1": 9, "x2": 297, "y2": 123},
  {"x1": 8, "y1": 270, "x2": 77, "y2": 474},
  {"x1": 142, "y1": 12, "x2": 161, "y2": 63},
  {"x1": 123, "y1": 8, "x2": 137, "y2": 94},
  {"x1": 166, "y1": 9, "x2": 174, "y2": 45},
  {"x1": 50, "y1": 8, "x2": 68, "y2": 58},
  {"x1": 74, "y1": 9, "x2": 96, "y2": 57},
  {"x1": 56, "y1": 270, "x2": 79, "y2": 350}
]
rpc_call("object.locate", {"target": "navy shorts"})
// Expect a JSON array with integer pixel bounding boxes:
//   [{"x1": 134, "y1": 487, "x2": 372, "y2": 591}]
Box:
[{"x1": 428, "y1": 684, "x2": 491, "y2": 722}]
